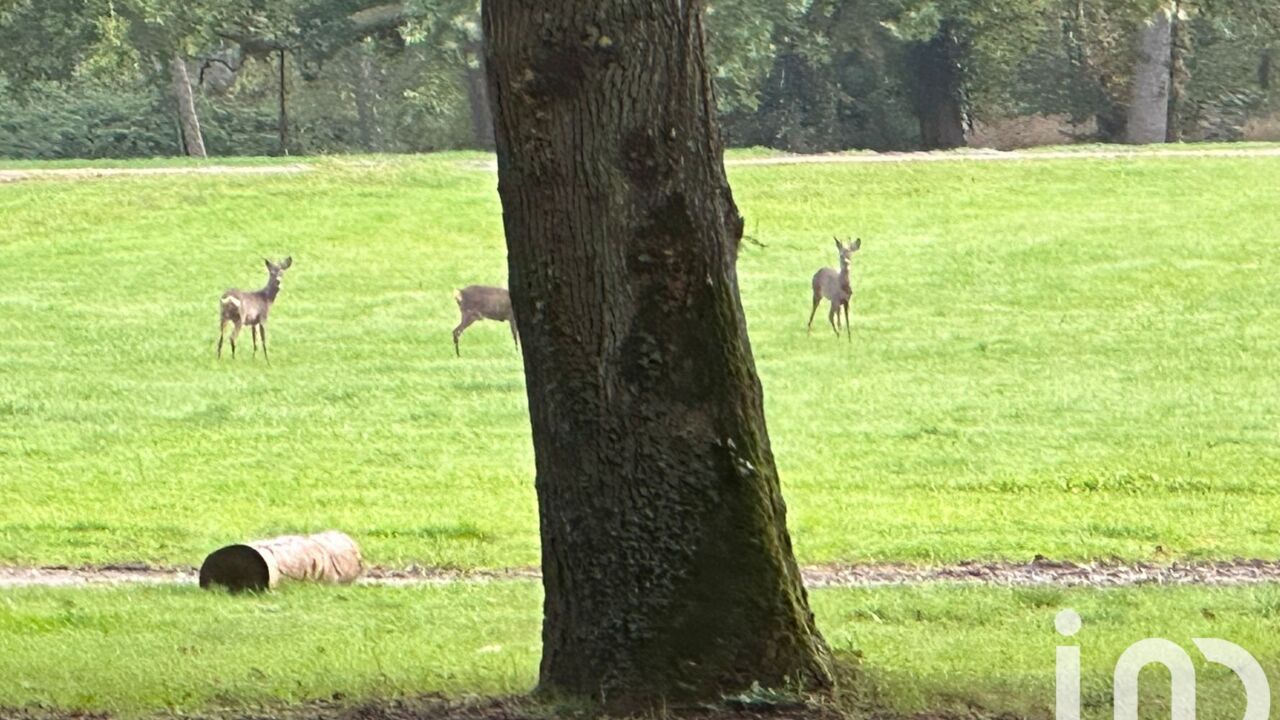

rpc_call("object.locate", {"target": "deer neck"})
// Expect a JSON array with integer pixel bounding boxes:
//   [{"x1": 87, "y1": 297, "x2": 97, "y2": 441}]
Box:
[
  {"x1": 839, "y1": 261, "x2": 851, "y2": 291},
  {"x1": 261, "y1": 275, "x2": 282, "y2": 302}
]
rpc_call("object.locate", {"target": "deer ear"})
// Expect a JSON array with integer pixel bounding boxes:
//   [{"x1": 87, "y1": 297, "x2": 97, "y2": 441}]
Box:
[
  {"x1": 852, "y1": 238, "x2": 862, "y2": 251},
  {"x1": 282, "y1": 256, "x2": 293, "y2": 269},
  {"x1": 834, "y1": 237, "x2": 842, "y2": 250},
  {"x1": 264, "y1": 258, "x2": 272, "y2": 269}
]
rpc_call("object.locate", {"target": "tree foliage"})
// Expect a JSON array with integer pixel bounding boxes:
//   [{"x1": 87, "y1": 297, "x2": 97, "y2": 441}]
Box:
[{"x1": 0, "y1": 0, "x2": 1278, "y2": 158}]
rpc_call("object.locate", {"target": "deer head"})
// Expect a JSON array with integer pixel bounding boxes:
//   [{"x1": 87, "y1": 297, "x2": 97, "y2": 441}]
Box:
[
  {"x1": 833, "y1": 237, "x2": 861, "y2": 266},
  {"x1": 264, "y1": 256, "x2": 293, "y2": 277}
]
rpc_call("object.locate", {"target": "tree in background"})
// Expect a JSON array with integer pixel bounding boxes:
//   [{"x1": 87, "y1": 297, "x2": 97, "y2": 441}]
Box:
[
  {"x1": 712, "y1": 0, "x2": 1063, "y2": 151},
  {"x1": 484, "y1": 0, "x2": 833, "y2": 709},
  {"x1": 1124, "y1": 1, "x2": 1176, "y2": 143},
  {"x1": 399, "y1": 0, "x2": 493, "y2": 149},
  {"x1": 111, "y1": 0, "x2": 230, "y2": 157},
  {"x1": 1062, "y1": 0, "x2": 1173, "y2": 142},
  {"x1": 879, "y1": 0, "x2": 1063, "y2": 149},
  {"x1": 2, "y1": 0, "x2": 1280, "y2": 157},
  {"x1": 727, "y1": 0, "x2": 918, "y2": 151}
]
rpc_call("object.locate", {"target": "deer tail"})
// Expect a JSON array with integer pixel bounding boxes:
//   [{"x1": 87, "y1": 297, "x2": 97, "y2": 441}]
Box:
[{"x1": 452, "y1": 289, "x2": 462, "y2": 306}]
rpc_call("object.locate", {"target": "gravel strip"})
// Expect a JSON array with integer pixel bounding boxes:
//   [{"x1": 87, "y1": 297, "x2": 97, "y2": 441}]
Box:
[
  {"x1": 722, "y1": 147, "x2": 1280, "y2": 166},
  {"x1": 0, "y1": 164, "x2": 312, "y2": 184},
  {"x1": 4, "y1": 148, "x2": 1277, "y2": 183},
  {"x1": 458, "y1": 146, "x2": 1280, "y2": 172},
  {"x1": 5, "y1": 558, "x2": 1280, "y2": 589},
  {"x1": 800, "y1": 557, "x2": 1280, "y2": 588}
]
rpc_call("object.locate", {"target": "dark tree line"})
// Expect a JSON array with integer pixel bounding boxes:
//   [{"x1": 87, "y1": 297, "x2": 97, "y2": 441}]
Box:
[{"x1": 1, "y1": 0, "x2": 1277, "y2": 158}]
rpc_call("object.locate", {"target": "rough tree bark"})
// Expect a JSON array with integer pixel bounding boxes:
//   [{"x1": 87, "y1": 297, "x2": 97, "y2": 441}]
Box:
[
  {"x1": 906, "y1": 28, "x2": 967, "y2": 150},
  {"x1": 168, "y1": 52, "x2": 207, "y2": 158},
  {"x1": 1125, "y1": 3, "x2": 1173, "y2": 144},
  {"x1": 483, "y1": 0, "x2": 833, "y2": 710}
]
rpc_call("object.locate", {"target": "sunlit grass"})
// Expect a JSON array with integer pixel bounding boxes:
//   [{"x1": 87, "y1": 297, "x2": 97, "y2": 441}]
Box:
[{"x1": 0, "y1": 152, "x2": 1278, "y2": 568}]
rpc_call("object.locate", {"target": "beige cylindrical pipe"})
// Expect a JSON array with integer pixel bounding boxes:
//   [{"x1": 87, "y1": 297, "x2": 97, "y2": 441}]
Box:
[{"x1": 199, "y1": 531, "x2": 363, "y2": 592}]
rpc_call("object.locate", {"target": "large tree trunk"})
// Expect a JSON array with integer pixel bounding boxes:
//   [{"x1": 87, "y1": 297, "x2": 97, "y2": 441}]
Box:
[
  {"x1": 168, "y1": 52, "x2": 206, "y2": 158},
  {"x1": 482, "y1": 0, "x2": 833, "y2": 711},
  {"x1": 1125, "y1": 3, "x2": 1173, "y2": 144},
  {"x1": 906, "y1": 28, "x2": 966, "y2": 150}
]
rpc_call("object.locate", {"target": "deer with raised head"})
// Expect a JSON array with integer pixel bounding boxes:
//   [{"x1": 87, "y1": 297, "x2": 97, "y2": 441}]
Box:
[
  {"x1": 452, "y1": 285, "x2": 518, "y2": 357},
  {"x1": 217, "y1": 257, "x2": 292, "y2": 362},
  {"x1": 808, "y1": 237, "x2": 861, "y2": 339}
]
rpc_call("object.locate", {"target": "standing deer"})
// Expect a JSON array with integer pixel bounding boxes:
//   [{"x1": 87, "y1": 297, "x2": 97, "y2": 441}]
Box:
[
  {"x1": 452, "y1": 285, "x2": 518, "y2": 357},
  {"x1": 217, "y1": 257, "x2": 292, "y2": 362},
  {"x1": 808, "y1": 237, "x2": 861, "y2": 339}
]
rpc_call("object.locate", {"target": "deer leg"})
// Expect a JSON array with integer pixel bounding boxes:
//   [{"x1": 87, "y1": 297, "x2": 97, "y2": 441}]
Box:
[
  {"x1": 828, "y1": 305, "x2": 840, "y2": 337},
  {"x1": 453, "y1": 312, "x2": 479, "y2": 357},
  {"x1": 508, "y1": 319, "x2": 520, "y2": 350},
  {"x1": 843, "y1": 301, "x2": 851, "y2": 342},
  {"x1": 259, "y1": 323, "x2": 269, "y2": 365},
  {"x1": 807, "y1": 293, "x2": 822, "y2": 334},
  {"x1": 229, "y1": 321, "x2": 243, "y2": 358},
  {"x1": 251, "y1": 324, "x2": 259, "y2": 356},
  {"x1": 217, "y1": 318, "x2": 229, "y2": 359}
]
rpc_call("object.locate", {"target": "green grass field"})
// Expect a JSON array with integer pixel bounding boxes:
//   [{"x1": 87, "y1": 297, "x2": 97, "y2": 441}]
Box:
[
  {"x1": 4, "y1": 581, "x2": 1280, "y2": 719},
  {"x1": 2, "y1": 151, "x2": 1278, "y2": 569},
  {"x1": 2, "y1": 149, "x2": 1280, "y2": 716}
]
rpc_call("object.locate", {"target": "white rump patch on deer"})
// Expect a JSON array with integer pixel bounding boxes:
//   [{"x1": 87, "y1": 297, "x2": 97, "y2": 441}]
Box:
[{"x1": 222, "y1": 296, "x2": 242, "y2": 309}]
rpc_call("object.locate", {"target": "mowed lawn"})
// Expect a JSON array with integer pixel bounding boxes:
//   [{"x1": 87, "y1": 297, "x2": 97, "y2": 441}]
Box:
[
  {"x1": 5, "y1": 581, "x2": 1280, "y2": 719},
  {"x1": 1, "y1": 152, "x2": 1279, "y2": 568}
]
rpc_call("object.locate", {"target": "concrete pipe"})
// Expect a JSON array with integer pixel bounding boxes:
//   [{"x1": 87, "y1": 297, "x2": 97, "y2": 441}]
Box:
[{"x1": 199, "y1": 531, "x2": 363, "y2": 592}]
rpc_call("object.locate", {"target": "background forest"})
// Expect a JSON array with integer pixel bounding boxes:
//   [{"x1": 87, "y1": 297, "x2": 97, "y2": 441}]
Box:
[{"x1": 1, "y1": 0, "x2": 1279, "y2": 159}]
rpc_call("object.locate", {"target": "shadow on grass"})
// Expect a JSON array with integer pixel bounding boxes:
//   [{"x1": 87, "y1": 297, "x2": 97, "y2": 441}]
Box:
[{"x1": 0, "y1": 661, "x2": 1037, "y2": 720}]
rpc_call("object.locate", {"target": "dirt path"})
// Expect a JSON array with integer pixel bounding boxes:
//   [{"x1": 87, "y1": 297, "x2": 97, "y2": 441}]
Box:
[
  {"x1": 453, "y1": 145, "x2": 1280, "y2": 172},
  {"x1": 6, "y1": 558, "x2": 1280, "y2": 589},
  {"x1": 0, "y1": 164, "x2": 312, "y2": 184},
  {"x1": 5, "y1": 145, "x2": 1275, "y2": 184}
]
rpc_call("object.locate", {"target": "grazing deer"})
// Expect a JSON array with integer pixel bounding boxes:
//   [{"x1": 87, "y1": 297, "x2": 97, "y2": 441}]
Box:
[
  {"x1": 217, "y1": 257, "x2": 292, "y2": 362},
  {"x1": 808, "y1": 238, "x2": 861, "y2": 340},
  {"x1": 453, "y1": 285, "x2": 518, "y2": 357}
]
